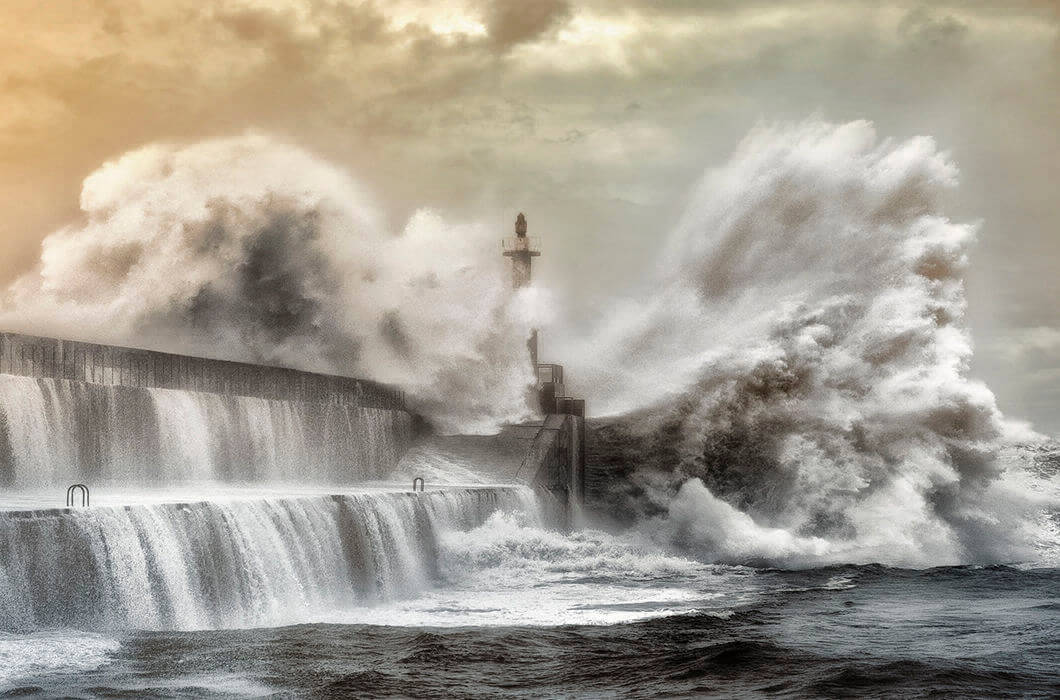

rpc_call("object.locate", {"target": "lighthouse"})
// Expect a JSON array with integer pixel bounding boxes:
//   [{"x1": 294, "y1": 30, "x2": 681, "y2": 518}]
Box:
[
  {"x1": 501, "y1": 212, "x2": 585, "y2": 508},
  {"x1": 503, "y1": 212, "x2": 541, "y2": 367},
  {"x1": 502, "y1": 212, "x2": 540, "y2": 289}
]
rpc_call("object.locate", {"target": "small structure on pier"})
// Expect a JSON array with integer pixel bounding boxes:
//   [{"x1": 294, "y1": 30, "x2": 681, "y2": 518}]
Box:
[{"x1": 500, "y1": 212, "x2": 585, "y2": 420}]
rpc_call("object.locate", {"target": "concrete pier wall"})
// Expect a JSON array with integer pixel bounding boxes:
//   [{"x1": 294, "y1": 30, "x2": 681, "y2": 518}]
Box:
[
  {"x1": 0, "y1": 332, "x2": 413, "y2": 486},
  {"x1": 0, "y1": 331, "x2": 403, "y2": 410},
  {"x1": 524, "y1": 414, "x2": 585, "y2": 526}
]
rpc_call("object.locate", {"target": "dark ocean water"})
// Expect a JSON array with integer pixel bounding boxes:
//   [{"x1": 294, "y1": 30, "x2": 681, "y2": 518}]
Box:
[{"x1": 5, "y1": 564, "x2": 1056, "y2": 699}]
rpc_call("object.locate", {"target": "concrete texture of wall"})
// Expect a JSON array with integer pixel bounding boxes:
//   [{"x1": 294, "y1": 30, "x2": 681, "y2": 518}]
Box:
[
  {"x1": 0, "y1": 331, "x2": 413, "y2": 485},
  {"x1": 524, "y1": 414, "x2": 585, "y2": 527},
  {"x1": 0, "y1": 331, "x2": 404, "y2": 410}
]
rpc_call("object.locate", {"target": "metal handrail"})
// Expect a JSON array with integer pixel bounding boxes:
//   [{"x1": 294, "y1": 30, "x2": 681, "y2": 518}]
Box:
[
  {"x1": 66, "y1": 484, "x2": 90, "y2": 508},
  {"x1": 412, "y1": 477, "x2": 425, "y2": 492}
]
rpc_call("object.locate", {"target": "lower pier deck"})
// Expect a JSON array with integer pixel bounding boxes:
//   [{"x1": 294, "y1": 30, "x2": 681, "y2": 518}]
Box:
[{"x1": 0, "y1": 483, "x2": 515, "y2": 514}]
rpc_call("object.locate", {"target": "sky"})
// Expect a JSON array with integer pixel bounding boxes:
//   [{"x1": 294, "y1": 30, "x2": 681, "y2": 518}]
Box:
[{"x1": 0, "y1": 0, "x2": 1058, "y2": 432}]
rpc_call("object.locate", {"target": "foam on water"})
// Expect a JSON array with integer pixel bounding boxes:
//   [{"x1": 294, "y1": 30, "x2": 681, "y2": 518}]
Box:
[
  {"x1": 0, "y1": 631, "x2": 120, "y2": 687},
  {"x1": 311, "y1": 511, "x2": 737, "y2": 628}
]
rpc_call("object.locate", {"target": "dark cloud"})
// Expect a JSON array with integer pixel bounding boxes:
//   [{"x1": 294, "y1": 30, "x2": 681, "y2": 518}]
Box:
[{"x1": 484, "y1": 0, "x2": 572, "y2": 51}]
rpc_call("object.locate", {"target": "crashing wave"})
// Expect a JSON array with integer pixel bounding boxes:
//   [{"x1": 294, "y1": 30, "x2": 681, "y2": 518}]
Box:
[{"x1": 568, "y1": 120, "x2": 1058, "y2": 567}]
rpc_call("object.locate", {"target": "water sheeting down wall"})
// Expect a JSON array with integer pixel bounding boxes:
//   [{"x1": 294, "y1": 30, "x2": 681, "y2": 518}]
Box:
[
  {"x1": 0, "y1": 332, "x2": 413, "y2": 487},
  {"x1": 0, "y1": 487, "x2": 539, "y2": 631},
  {"x1": 0, "y1": 376, "x2": 411, "y2": 487}
]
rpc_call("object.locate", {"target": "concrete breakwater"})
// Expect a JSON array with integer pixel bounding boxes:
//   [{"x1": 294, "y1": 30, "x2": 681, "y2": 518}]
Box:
[
  {"x1": 0, "y1": 331, "x2": 586, "y2": 521},
  {"x1": 0, "y1": 332, "x2": 403, "y2": 408},
  {"x1": 0, "y1": 332, "x2": 412, "y2": 486},
  {"x1": 0, "y1": 486, "x2": 539, "y2": 631}
]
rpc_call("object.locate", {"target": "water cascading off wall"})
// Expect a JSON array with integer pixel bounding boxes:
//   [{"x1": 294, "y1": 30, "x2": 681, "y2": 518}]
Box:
[
  {"x1": 0, "y1": 335, "x2": 549, "y2": 636},
  {"x1": 0, "y1": 487, "x2": 540, "y2": 631},
  {"x1": 0, "y1": 374, "x2": 413, "y2": 488}
]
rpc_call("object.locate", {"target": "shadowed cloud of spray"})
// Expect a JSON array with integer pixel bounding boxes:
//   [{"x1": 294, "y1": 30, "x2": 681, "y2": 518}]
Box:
[
  {"x1": 564, "y1": 120, "x2": 1058, "y2": 567},
  {"x1": 2, "y1": 121, "x2": 1054, "y2": 567},
  {"x1": 0, "y1": 133, "x2": 539, "y2": 433}
]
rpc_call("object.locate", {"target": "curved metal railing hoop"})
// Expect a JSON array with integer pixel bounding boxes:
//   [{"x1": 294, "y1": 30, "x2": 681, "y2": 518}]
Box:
[
  {"x1": 412, "y1": 477, "x2": 424, "y2": 492},
  {"x1": 66, "y1": 483, "x2": 90, "y2": 508}
]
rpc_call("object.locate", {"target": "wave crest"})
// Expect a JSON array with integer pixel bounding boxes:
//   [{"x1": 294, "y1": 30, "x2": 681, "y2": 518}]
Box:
[{"x1": 574, "y1": 120, "x2": 1057, "y2": 567}]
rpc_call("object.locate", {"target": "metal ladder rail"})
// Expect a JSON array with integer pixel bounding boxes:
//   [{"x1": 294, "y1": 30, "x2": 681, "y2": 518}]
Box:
[{"x1": 65, "y1": 483, "x2": 90, "y2": 507}]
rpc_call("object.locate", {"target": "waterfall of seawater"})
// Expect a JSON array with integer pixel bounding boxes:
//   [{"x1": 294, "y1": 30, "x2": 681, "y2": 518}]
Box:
[
  {"x1": 0, "y1": 375, "x2": 412, "y2": 487},
  {"x1": 0, "y1": 373, "x2": 539, "y2": 635},
  {"x1": 0, "y1": 488, "x2": 539, "y2": 631}
]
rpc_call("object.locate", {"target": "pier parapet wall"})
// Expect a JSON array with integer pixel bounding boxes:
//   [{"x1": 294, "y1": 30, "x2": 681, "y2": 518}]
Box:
[
  {"x1": 0, "y1": 331, "x2": 404, "y2": 409},
  {"x1": 0, "y1": 332, "x2": 412, "y2": 486}
]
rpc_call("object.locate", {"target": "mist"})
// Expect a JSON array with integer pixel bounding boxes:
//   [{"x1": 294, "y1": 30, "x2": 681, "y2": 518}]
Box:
[
  {"x1": 0, "y1": 133, "x2": 540, "y2": 433},
  {"x1": 1, "y1": 118, "x2": 1056, "y2": 567},
  {"x1": 563, "y1": 119, "x2": 1057, "y2": 567}
]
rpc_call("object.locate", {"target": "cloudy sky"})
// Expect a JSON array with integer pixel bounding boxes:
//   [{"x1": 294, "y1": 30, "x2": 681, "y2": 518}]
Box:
[{"x1": 1, "y1": 0, "x2": 1058, "y2": 431}]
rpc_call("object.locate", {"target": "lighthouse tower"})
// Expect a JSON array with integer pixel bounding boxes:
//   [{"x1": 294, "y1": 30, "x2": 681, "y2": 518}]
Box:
[
  {"x1": 503, "y1": 212, "x2": 541, "y2": 366},
  {"x1": 502, "y1": 213, "x2": 540, "y2": 288}
]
